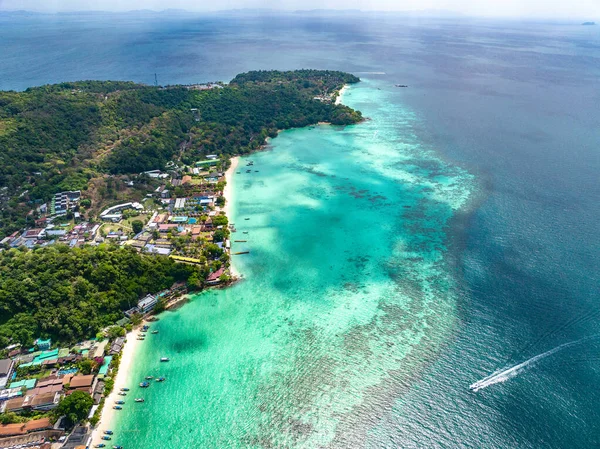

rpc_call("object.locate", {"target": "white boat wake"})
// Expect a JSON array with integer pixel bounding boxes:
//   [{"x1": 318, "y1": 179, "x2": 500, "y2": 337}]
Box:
[{"x1": 470, "y1": 335, "x2": 599, "y2": 392}]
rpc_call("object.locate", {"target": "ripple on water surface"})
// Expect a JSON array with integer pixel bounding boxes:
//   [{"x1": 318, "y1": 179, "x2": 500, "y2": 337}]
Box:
[{"x1": 111, "y1": 79, "x2": 476, "y2": 449}]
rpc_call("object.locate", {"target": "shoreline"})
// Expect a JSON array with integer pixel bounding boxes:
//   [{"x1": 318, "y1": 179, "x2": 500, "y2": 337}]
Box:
[
  {"x1": 90, "y1": 329, "x2": 143, "y2": 447},
  {"x1": 89, "y1": 82, "x2": 349, "y2": 442},
  {"x1": 335, "y1": 84, "x2": 348, "y2": 104},
  {"x1": 224, "y1": 156, "x2": 240, "y2": 278}
]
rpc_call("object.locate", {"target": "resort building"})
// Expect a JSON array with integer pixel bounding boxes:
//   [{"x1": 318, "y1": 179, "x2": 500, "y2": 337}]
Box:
[
  {"x1": 66, "y1": 374, "x2": 97, "y2": 395},
  {"x1": 99, "y1": 202, "x2": 144, "y2": 220},
  {"x1": 53, "y1": 190, "x2": 81, "y2": 214},
  {"x1": 137, "y1": 294, "x2": 158, "y2": 313},
  {"x1": 109, "y1": 337, "x2": 125, "y2": 355}
]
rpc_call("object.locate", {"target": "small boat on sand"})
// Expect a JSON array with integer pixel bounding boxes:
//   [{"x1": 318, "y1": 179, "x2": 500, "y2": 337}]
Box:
[
  {"x1": 120, "y1": 388, "x2": 129, "y2": 391},
  {"x1": 115, "y1": 400, "x2": 124, "y2": 405},
  {"x1": 113, "y1": 406, "x2": 122, "y2": 410}
]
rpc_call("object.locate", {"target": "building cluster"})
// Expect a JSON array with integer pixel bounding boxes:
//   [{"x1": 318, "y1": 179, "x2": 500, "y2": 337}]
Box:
[
  {"x1": 0, "y1": 334, "x2": 127, "y2": 448},
  {"x1": 1, "y1": 221, "x2": 101, "y2": 250},
  {"x1": 3, "y1": 158, "x2": 233, "y2": 286}
]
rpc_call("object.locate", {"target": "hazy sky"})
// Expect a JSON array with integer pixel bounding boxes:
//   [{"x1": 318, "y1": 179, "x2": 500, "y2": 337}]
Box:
[{"x1": 0, "y1": 0, "x2": 598, "y2": 19}]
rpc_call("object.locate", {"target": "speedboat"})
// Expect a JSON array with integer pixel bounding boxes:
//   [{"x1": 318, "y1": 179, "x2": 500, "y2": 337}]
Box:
[
  {"x1": 102, "y1": 436, "x2": 112, "y2": 441},
  {"x1": 114, "y1": 400, "x2": 124, "y2": 405},
  {"x1": 113, "y1": 446, "x2": 123, "y2": 449},
  {"x1": 120, "y1": 388, "x2": 129, "y2": 391},
  {"x1": 135, "y1": 398, "x2": 145, "y2": 402},
  {"x1": 104, "y1": 431, "x2": 113, "y2": 435},
  {"x1": 145, "y1": 376, "x2": 153, "y2": 380},
  {"x1": 160, "y1": 357, "x2": 169, "y2": 362},
  {"x1": 117, "y1": 392, "x2": 127, "y2": 396},
  {"x1": 95, "y1": 445, "x2": 106, "y2": 448},
  {"x1": 113, "y1": 406, "x2": 122, "y2": 410},
  {"x1": 139, "y1": 381, "x2": 150, "y2": 388},
  {"x1": 151, "y1": 330, "x2": 158, "y2": 334},
  {"x1": 156, "y1": 377, "x2": 166, "y2": 382}
]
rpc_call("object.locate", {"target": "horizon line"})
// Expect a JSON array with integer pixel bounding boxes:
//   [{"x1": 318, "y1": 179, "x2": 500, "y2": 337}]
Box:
[{"x1": 0, "y1": 8, "x2": 597, "y2": 21}]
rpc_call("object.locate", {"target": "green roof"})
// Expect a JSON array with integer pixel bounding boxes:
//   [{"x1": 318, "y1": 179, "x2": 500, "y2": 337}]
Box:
[
  {"x1": 116, "y1": 317, "x2": 130, "y2": 327},
  {"x1": 58, "y1": 348, "x2": 70, "y2": 358},
  {"x1": 35, "y1": 348, "x2": 59, "y2": 362},
  {"x1": 98, "y1": 356, "x2": 113, "y2": 376},
  {"x1": 9, "y1": 378, "x2": 37, "y2": 390},
  {"x1": 195, "y1": 160, "x2": 218, "y2": 166}
]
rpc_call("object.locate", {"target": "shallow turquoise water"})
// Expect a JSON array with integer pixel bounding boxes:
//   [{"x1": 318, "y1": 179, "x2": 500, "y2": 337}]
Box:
[{"x1": 108, "y1": 80, "x2": 474, "y2": 448}]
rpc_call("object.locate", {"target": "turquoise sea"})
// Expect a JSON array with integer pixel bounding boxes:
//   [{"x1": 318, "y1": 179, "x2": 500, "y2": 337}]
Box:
[
  {"x1": 105, "y1": 80, "x2": 475, "y2": 448},
  {"x1": 2, "y1": 11, "x2": 600, "y2": 448}
]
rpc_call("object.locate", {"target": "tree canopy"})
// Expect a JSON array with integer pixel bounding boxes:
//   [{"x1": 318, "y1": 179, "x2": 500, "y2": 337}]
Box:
[
  {"x1": 0, "y1": 245, "x2": 201, "y2": 346},
  {"x1": 55, "y1": 391, "x2": 94, "y2": 428}
]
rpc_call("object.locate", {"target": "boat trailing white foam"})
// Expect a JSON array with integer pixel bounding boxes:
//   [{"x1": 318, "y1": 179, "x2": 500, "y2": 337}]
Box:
[{"x1": 470, "y1": 335, "x2": 599, "y2": 392}]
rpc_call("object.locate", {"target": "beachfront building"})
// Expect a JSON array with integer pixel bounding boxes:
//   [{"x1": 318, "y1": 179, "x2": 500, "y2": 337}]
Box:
[
  {"x1": 138, "y1": 294, "x2": 158, "y2": 313},
  {"x1": 109, "y1": 337, "x2": 125, "y2": 355},
  {"x1": 207, "y1": 267, "x2": 225, "y2": 285}
]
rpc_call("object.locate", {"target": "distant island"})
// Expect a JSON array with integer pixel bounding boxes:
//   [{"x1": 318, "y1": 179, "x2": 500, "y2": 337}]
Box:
[{"x1": 581, "y1": 21, "x2": 596, "y2": 25}]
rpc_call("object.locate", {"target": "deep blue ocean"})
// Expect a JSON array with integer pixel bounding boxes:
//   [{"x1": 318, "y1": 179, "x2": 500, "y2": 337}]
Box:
[{"x1": 2, "y1": 11, "x2": 599, "y2": 448}]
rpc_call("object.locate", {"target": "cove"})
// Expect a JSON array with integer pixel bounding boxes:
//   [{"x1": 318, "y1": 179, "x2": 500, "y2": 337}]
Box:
[{"x1": 109, "y1": 79, "x2": 475, "y2": 448}]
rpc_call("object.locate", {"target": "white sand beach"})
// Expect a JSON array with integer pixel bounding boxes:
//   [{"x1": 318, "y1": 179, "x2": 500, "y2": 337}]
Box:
[
  {"x1": 335, "y1": 84, "x2": 348, "y2": 104},
  {"x1": 224, "y1": 156, "x2": 240, "y2": 278},
  {"x1": 89, "y1": 331, "x2": 142, "y2": 447}
]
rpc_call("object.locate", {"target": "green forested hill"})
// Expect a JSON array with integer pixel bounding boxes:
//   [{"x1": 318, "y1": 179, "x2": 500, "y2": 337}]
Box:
[
  {"x1": 0, "y1": 245, "x2": 201, "y2": 346},
  {"x1": 0, "y1": 70, "x2": 362, "y2": 235}
]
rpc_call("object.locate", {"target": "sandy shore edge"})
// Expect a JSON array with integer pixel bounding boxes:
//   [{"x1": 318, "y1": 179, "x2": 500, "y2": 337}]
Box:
[
  {"x1": 90, "y1": 330, "x2": 142, "y2": 446},
  {"x1": 335, "y1": 84, "x2": 349, "y2": 104},
  {"x1": 224, "y1": 156, "x2": 240, "y2": 278}
]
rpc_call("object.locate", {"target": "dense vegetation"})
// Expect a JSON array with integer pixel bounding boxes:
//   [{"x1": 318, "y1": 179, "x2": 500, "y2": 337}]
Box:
[
  {"x1": 0, "y1": 70, "x2": 361, "y2": 236},
  {"x1": 0, "y1": 245, "x2": 201, "y2": 346}
]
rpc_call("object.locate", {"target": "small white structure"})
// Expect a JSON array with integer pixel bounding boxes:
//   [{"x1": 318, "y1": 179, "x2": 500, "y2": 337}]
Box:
[{"x1": 101, "y1": 213, "x2": 122, "y2": 222}]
